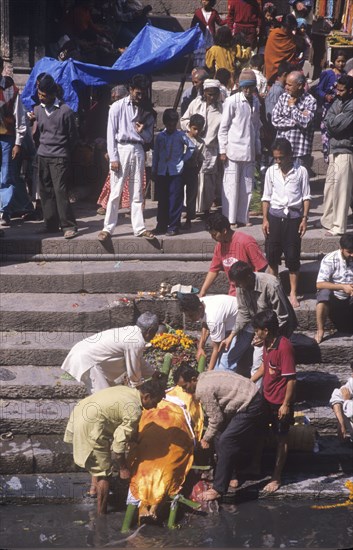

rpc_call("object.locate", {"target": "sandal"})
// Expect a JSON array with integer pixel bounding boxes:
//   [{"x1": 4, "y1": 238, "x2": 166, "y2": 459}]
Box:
[
  {"x1": 98, "y1": 231, "x2": 110, "y2": 242},
  {"x1": 137, "y1": 230, "x2": 155, "y2": 240},
  {"x1": 64, "y1": 229, "x2": 78, "y2": 239}
]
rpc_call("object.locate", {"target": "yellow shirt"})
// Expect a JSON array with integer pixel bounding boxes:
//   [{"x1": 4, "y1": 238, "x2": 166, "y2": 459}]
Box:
[
  {"x1": 206, "y1": 45, "x2": 237, "y2": 74},
  {"x1": 64, "y1": 385, "x2": 142, "y2": 468}
]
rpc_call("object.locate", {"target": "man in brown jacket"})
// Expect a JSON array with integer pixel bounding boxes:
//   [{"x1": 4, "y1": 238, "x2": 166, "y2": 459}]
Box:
[{"x1": 175, "y1": 365, "x2": 265, "y2": 501}]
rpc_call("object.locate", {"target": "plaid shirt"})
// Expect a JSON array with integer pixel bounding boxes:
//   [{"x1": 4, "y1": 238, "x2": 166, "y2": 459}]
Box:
[{"x1": 272, "y1": 91, "x2": 317, "y2": 158}]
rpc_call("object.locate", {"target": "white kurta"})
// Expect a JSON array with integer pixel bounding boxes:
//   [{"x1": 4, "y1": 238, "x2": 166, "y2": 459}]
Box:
[
  {"x1": 180, "y1": 96, "x2": 223, "y2": 211},
  {"x1": 218, "y1": 92, "x2": 261, "y2": 224},
  {"x1": 61, "y1": 326, "x2": 154, "y2": 388}
]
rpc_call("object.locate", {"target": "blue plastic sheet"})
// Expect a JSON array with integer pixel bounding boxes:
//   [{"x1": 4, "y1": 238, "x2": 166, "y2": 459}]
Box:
[{"x1": 21, "y1": 24, "x2": 203, "y2": 112}]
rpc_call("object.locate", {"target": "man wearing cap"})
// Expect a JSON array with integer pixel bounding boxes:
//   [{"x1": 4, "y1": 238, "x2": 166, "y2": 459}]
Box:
[
  {"x1": 218, "y1": 69, "x2": 261, "y2": 228},
  {"x1": 181, "y1": 79, "x2": 223, "y2": 216}
]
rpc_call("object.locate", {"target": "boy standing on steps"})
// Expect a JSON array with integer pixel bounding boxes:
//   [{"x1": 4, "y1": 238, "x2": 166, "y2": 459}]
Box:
[
  {"x1": 251, "y1": 309, "x2": 296, "y2": 494},
  {"x1": 262, "y1": 137, "x2": 311, "y2": 309},
  {"x1": 152, "y1": 109, "x2": 195, "y2": 236},
  {"x1": 182, "y1": 113, "x2": 205, "y2": 230}
]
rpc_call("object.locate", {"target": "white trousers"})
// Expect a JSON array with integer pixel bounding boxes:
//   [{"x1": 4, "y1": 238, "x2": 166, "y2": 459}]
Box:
[
  {"x1": 81, "y1": 366, "x2": 113, "y2": 394},
  {"x1": 197, "y1": 171, "x2": 217, "y2": 212},
  {"x1": 222, "y1": 159, "x2": 254, "y2": 224},
  {"x1": 103, "y1": 143, "x2": 145, "y2": 235},
  {"x1": 321, "y1": 153, "x2": 353, "y2": 235}
]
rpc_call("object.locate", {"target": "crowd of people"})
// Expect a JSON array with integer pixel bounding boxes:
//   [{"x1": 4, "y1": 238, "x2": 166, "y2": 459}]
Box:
[
  {"x1": 1, "y1": 0, "x2": 353, "y2": 522},
  {"x1": 60, "y1": 216, "x2": 353, "y2": 516}
]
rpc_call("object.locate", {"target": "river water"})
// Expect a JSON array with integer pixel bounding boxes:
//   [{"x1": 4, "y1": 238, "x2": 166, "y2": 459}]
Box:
[{"x1": 0, "y1": 500, "x2": 352, "y2": 549}]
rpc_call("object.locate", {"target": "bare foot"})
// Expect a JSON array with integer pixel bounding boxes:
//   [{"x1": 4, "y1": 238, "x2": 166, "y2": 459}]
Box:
[
  {"x1": 263, "y1": 479, "x2": 281, "y2": 493},
  {"x1": 227, "y1": 479, "x2": 239, "y2": 493},
  {"x1": 199, "y1": 488, "x2": 221, "y2": 502},
  {"x1": 315, "y1": 330, "x2": 324, "y2": 344},
  {"x1": 289, "y1": 294, "x2": 300, "y2": 308}
]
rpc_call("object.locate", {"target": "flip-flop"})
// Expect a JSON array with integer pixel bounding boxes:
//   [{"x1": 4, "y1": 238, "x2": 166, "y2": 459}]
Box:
[
  {"x1": 64, "y1": 229, "x2": 78, "y2": 239},
  {"x1": 137, "y1": 230, "x2": 155, "y2": 240}
]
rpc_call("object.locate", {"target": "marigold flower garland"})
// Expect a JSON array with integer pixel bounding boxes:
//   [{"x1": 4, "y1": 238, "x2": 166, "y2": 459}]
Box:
[
  {"x1": 311, "y1": 480, "x2": 353, "y2": 509},
  {"x1": 144, "y1": 326, "x2": 198, "y2": 378}
]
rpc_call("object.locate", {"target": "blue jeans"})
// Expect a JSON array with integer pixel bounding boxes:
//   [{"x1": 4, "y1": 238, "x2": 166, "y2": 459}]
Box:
[
  {"x1": 215, "y1": 329, "x2": 253, "y2": 371},
  {"x1": 0, "y1": 135, "x2": 15, "y2": 213}
]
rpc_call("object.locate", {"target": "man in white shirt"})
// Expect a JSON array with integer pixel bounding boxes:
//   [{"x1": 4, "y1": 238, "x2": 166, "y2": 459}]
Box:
[
  {"x1": 262, "y1": 138, "x2": 311, "y2": 308},
  {"x1": 218, "y1": 69, "x2": 261, "y2": 227},
  {"x1": 330, "y1": 362, "x2": 353, "y2": 442},
  {"x1": 98, "y1": 74, "x2": 155, "y2": 242},
  {"x1": 315, "y1": 233, "x2": 353, "y2": 343},
  {"x1": 178, "y1": 293, "x2": 250, "y2": 372},
  {"x1": 61, "y1": 312, "x2": 159, "y2": 393},
  {"x1": 180, "y1": 79, "x2": 223, "y2": 216}
]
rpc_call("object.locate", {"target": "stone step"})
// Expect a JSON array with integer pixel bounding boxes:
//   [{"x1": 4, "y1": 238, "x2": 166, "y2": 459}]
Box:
[
  {"x1": 0, "y1": 391, "x2": 340, "y2": 435},
  {"x1": 0, "y1": 363, "x2": 349, "y2": 402},
  {"x1": 0, "y1": 260, "x2": 211, "y2": 294},
  {"x1": 295, "y1": 368, "x2": 347, "y2": 402},
  {"x1": 0, "y1": 293, "x2": 186, "y2": 332},
  {"x1": 0, "y1": 228, "x2": 341, "y2": 258},
  {"x1": 1, "y1": 330, "x2": 352, "y2": 368},
  {"x1": 295, "y1": 403, "x2": 338, "y2": 435},
  {"x1": 0, "y1": 259, "x2": 322, "y2": 295},
  {"x1": 0, "y1": 292, "x2": 337, "y2": 333},
  {"x1": 0, "y1": 366, "x2": 88, "y2": 400},
  {"x1": 1, "y1": 431, "x2": 351, "y2": 478},
  {"x1": 0, "y1": 331, "x2": 93, "y2": 366},
  {"x1": 294, "y1": 332, "x2": 353, "y2": 364},
  {"x1": 0, "y1": 196, "x2": 345, "y2": 257},
  {"x1": 1, "y1": 470, "x2": 352, "y2": 503},
  {"x1": 3, "y1": 468, "x2": 351, "y2": 510},
  {"x1": 0, "y1": 472, "x2": 91, "y2": 503},
  {"x1": 0, "y1": 398, "x2": 76, "y2": 435}
]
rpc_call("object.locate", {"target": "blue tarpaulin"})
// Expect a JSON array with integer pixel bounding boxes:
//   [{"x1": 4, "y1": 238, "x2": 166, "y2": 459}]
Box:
[{"x1": 21, "y1": 24, "x2": 203, "y2": 112}]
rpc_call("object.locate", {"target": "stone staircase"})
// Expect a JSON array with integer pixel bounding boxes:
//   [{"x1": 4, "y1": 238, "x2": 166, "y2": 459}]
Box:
[
  {"x1": 1, "y1": 210, "x2": 353, "y2": 503},
  {"x1": 2, "y1": 38, "x2": 353, "y2": 504}
]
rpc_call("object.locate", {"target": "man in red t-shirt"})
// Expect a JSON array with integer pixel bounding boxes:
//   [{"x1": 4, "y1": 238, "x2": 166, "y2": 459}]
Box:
[
  {"x1": 251, "y1": 309, "x2": 296, "y2": 494},
  {"x1": 199, "y1": 212, "x2": 267, "y2": 297}
]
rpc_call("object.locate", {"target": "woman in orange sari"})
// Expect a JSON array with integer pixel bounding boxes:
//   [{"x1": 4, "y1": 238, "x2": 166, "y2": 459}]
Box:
[{"x1": 127, "y1": 368, "x2": 204, "y2": 519}]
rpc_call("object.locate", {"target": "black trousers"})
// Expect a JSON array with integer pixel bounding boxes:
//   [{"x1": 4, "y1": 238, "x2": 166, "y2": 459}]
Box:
[
  {"x1": 265, "y1": 213, "x2": 301, "y2": 272},
  {"x1": 213, "y1": 393, "x2": 265, "y2": 495},
  {"x1": 38, "y1": 155, "x2": 77, "y2": 231}
]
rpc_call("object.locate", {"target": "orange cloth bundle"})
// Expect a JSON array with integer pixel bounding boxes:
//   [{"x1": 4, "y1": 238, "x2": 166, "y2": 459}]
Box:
[{"x1": 128, "y1": 387, "x2": 204, "y2": 510}]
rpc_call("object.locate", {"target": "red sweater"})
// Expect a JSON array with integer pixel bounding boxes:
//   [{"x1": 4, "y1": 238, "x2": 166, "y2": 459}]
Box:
[
  {"x1": 191, "y1": 8, "x2": 226, "y2": 36},
  {"x1": 227, "y1": 0, "x2": 262, "y2": 30}
]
